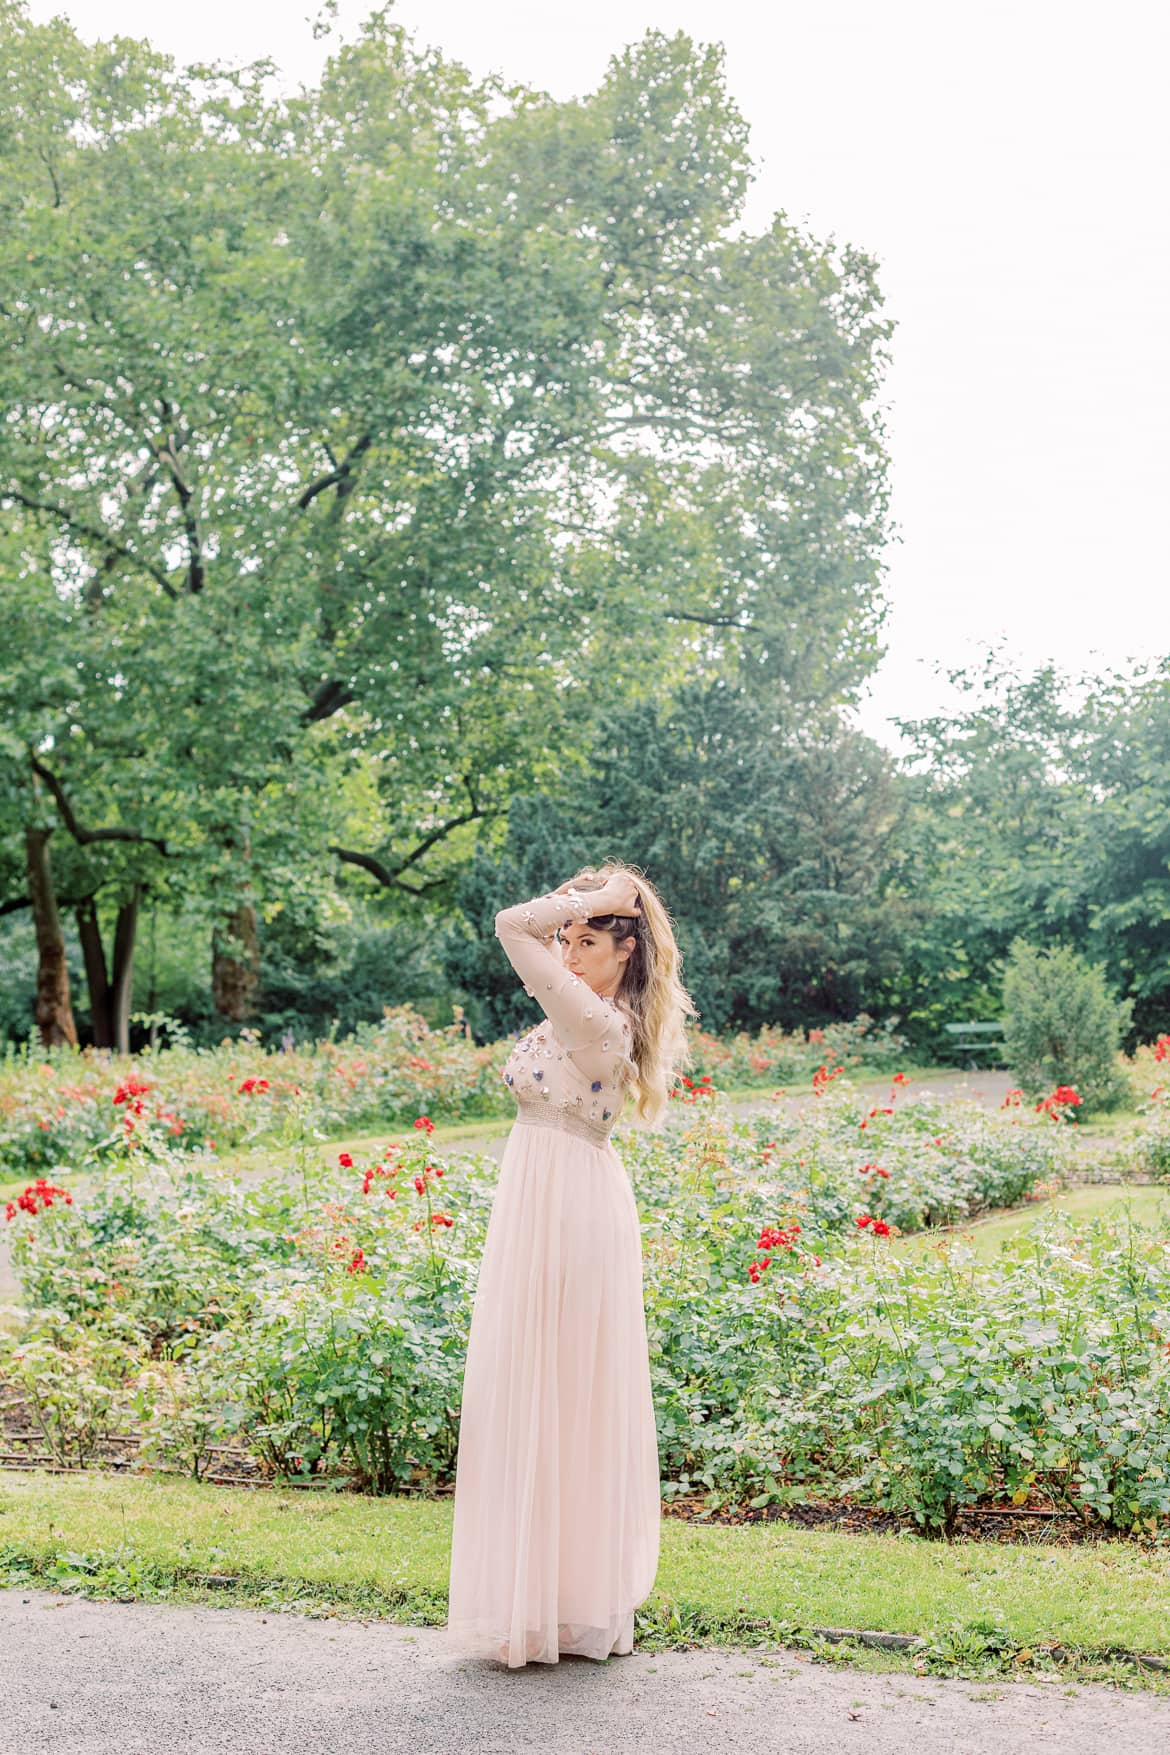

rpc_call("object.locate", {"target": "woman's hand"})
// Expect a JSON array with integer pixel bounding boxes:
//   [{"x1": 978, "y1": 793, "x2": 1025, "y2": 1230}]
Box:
[
  {"x1": 601, "y1": 874, "x2": 643, "y2": 918},
  {"x1": 554, "y1": 873, "x2": 642, "y2": 918}
]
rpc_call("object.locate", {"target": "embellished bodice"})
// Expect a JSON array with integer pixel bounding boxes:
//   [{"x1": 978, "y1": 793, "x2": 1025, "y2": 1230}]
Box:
[
  {"x1": 494, "y1": 884, "x2": 638, "y2": 1150},
  {"x1": 501, "y1": 1012, "x2": 635, "y2": 1147}
]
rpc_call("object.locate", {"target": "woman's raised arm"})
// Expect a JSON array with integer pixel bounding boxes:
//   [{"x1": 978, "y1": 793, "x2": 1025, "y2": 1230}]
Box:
[{"x1": 494, "y1": 886, "x2": 623, "y2": 1054}]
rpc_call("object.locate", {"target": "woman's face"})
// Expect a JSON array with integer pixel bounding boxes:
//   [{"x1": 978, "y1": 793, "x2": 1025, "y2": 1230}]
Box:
[{"x1": 559, "y1": 919, "x2": 633, "y2": 1000}]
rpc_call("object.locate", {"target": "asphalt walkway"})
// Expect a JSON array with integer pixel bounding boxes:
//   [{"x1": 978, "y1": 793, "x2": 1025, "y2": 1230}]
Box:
[{"x1": 3, "y1": 1586, "x2": 1169, "y2": 1755}]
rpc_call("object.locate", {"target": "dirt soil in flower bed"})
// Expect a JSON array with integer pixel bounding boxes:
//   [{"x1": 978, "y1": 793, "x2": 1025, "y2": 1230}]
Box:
[{"x1": 658, "y1": 1492, "x2": 1159, "y2": 1547}]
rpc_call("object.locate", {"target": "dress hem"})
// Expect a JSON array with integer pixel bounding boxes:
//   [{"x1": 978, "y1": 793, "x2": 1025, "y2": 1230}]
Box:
[{"x1": 445, "y1": 1606, "x2": 639, "y2": 1668}]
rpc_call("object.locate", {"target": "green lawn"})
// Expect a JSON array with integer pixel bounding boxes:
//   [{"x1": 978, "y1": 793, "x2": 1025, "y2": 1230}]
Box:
[
  {"x1": 895, "y1": 1184, "x2": 1170, "y2": 1265},
  {"x1": 2, "y1": 1469, "x2": 1168, "y2": 1672}
]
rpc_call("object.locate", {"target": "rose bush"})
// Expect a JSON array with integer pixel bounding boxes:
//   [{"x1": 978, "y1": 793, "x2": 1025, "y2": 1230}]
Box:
[
  {"x1": 0, "y1": 1010, "x2": 911, "y2": 1185},
  {"x1": 6, "y1": 1080, "x2": 1166, "y2": 1539}
]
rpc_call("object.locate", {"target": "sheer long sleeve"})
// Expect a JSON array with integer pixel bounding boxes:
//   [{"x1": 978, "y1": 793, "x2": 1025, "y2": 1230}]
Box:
[{"x1": 494, "y1": 887, "x2": 624, "y2": 1056}]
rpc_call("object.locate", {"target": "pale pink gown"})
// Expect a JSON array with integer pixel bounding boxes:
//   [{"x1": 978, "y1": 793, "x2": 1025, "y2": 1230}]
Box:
[{"x1": 445, "y1": 885, "x2": 661, "y2": 1668}]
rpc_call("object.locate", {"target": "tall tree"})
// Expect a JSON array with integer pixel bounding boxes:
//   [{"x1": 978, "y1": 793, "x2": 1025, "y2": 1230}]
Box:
[
  {"x1": 886, "y1": 649, "x2": 1170, "y2": 1048},
  {"x1": 1, "y1": 3, "x2": 896, "y2": 1034},
  {"x1": 453, "y1": 683, "x2": 910, "y2": 1035},
  {"x1": 1072, "y1": 659, "x2": 1170, "y2": 1041}
]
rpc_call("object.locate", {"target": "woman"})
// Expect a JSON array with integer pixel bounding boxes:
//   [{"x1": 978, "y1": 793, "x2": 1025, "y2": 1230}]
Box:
[{"x1": 445, "y1": 861, "x2": 696, "y2": 1668}]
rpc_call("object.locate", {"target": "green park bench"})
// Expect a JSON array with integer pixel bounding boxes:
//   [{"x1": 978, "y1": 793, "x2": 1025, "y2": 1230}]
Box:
[{"x1": 943, "y1": 1020, "x2": 1007, "y2": 1070}]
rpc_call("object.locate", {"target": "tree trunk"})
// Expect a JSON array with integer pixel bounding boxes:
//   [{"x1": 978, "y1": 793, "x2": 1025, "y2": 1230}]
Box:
[
  {"x1": 77, "y1": 895, "x2": 113, "y2": 1048},
  {"x1": 76, "y1": 886, "x2": 141, "y2": 1052},
  {"x1": 211, "y1": 822, "x2": 261, "y2": 1022},
  {"x1": 212, "y1": 902, "x2": 261, "y2": 1020},
  {"x1": 26, "y1": 825, "x2": 78, "y2": 1048},
  {"x1": 111, "y1": 884, "x2": 141, "y2": 1054}
]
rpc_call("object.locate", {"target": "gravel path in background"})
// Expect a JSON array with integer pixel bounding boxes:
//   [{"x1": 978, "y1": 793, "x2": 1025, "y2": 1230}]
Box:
[{"x1": 450, "y1": 1067, "x2": 1020, "y2": 1163}]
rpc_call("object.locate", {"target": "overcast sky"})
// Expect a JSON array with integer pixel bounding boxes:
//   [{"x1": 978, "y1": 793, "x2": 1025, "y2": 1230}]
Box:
[{"x1": 26, "y1": 0, "x2": 1170, "y2": 751}]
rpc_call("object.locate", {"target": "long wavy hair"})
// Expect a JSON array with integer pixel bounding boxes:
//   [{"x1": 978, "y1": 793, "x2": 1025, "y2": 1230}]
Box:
[{"x1": 562, "y1": 860, "x2": 698, "y2": 1128}]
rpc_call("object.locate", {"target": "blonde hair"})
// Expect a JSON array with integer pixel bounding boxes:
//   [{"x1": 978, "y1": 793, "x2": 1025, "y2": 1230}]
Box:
[{"x1": 565, "y1": 860, "x2": 698, "y2": 1128}]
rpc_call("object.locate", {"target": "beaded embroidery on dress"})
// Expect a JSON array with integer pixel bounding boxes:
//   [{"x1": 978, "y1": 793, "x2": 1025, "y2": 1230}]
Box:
[{"x1": 445, "y1": 885, "x2": 661, "y2": 1668}]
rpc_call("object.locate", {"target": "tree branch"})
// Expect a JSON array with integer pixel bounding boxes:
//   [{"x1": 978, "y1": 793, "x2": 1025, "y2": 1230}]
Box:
[
  {"x1": 296, "y1": 433, "x2": 374, "y2": 512},
  {"x1": 328, "y1": 846, "x2": 450, "y2": 895},
  {"x1": 3, "y1": 487, "x2": 179, "y2": 599},
  {"x1": 30, "y1": 757, "x2": 171, "y2": 854},
  {"x1": 302, "y1": 678, "x2": 356, "y2": 725},
  {"x1": 661, "y1": 609, "x2": 756, "y2": 630},
  {"x1": 37, "y1": 144, "x2": 62, "y2": 209},
  {"x1": 329, "y1": 794, "x2": 502, "y2": 892},
  {"x1": 155, "y1": 399, "x2": 204, "y2": 593}
]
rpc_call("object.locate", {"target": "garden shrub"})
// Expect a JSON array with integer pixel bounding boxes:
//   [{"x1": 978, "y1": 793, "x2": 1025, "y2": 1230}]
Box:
[
  {"x1": 0, "y1": 1319, "x2": 139, "y2": 1467},
  {"x1": 1001, "y1": 938, "x2": 1134, "y2": 1115}
]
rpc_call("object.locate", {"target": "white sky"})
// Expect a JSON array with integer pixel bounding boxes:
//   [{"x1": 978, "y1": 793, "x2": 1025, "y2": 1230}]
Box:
[{"x1": 27, "y1": 0, "x2": 1170, "y2": 752}]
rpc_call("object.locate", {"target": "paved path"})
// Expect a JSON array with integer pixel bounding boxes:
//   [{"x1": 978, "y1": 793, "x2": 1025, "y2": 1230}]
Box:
[{"x1": 3, "y1": 1587, "x2": 1169, "y2": 1754}]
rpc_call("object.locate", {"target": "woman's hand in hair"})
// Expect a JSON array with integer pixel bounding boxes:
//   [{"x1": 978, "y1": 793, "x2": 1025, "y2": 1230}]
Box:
[{"x1": 556, "y1": 873, "x2": 642, "y2": 918}]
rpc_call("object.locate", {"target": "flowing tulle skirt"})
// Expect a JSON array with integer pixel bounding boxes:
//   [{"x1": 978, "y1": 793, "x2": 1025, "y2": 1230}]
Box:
[{"x1": 445, "y1": 1116, "x2": 661, "y2": 1668}]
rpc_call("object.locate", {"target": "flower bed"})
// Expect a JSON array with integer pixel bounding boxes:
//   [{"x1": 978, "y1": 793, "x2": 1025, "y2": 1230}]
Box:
[
  {"x1": 0, "y1": 1010, "x2": 910, "y2": 1185},
  {"x1": 636, "y1": 1109, "x2": 1169, "y2": 1536},
  {"x1": 0, "y1": 1009, "x2": 511, "y2": 1183},
  {"x1": 6, "y1": 1082, "x2": 1160, "y2": 1542},
  {"x1": 680, "y1": 1012, "x2": 909, "y2": 1089},
  {"x1": 1124, "y1": 1038, "x2": 1170, "y2": 1182}
]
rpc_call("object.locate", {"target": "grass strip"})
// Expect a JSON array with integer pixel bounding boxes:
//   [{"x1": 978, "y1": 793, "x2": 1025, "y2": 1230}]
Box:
[{"x1": 1, "y1": 1468, "x2": 1167, "y2": 1686}]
